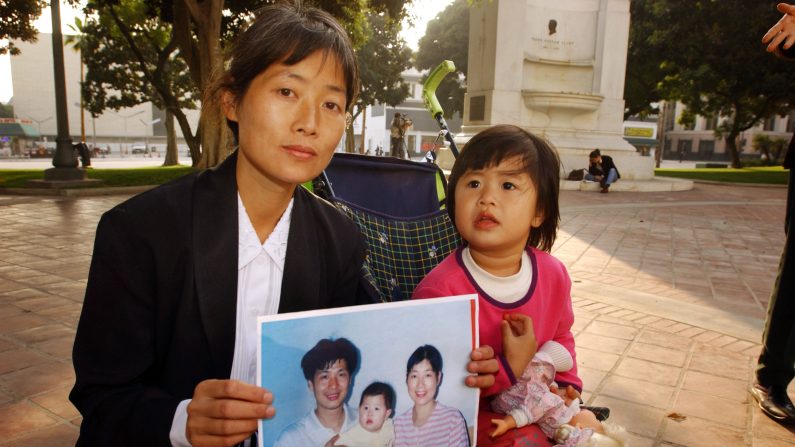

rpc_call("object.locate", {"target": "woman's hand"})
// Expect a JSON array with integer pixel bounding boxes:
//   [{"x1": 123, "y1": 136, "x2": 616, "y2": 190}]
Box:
[
  {"x1": 501, "y1": 313, "x2": 537, "y2": 379},
  {"x1": 186, "y1": 379, "x2": 275, "y2": 447},
  {"x1": 465, "y1": 345, "x2": 499, "y2": 388},
  {"x1": 762, "y1": 3, "x2": 795, "y2": 54}
]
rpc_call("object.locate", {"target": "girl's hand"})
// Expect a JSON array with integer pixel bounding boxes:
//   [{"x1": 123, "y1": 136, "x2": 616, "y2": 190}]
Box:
[
  {"x1": 501, "y1": 313, "x2": 537, "y2": 378},
  {"x1": 465, "y1": 345, "x2": 499, "y2": 389}
]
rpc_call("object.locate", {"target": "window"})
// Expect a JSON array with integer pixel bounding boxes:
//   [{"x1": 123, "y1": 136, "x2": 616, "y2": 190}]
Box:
[
  {"x1": 764, "y1": 116, "x2": 776, "y2": 131},
  {"x1": 704, "y1": 116, "x2": 718, "y2": 131},
  {"x1": 698, "y1": 139, "x2": 715, "y2": 156},
  {"x1": 677, "y1": 139, "x2": 692, "y2": 154}
]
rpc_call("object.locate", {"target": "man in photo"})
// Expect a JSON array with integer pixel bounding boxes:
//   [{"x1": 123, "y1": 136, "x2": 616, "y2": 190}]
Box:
[{"x1": 275, "y1": 338, "x2": 360, "y2": 447}]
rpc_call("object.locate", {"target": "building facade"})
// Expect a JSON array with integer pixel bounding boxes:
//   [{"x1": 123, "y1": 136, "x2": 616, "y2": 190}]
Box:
[
  {"x1": 661, "y1": 102, "x2": 794, "y2": 163},
  {"x1": 6, "y1": 33, "x2": 199, "y2": 156}
]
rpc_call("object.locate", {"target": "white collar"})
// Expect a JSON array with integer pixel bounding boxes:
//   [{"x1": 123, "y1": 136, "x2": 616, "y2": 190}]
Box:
[{"x1": 237, "y1": 193, "x2": 293, "y2": 269}]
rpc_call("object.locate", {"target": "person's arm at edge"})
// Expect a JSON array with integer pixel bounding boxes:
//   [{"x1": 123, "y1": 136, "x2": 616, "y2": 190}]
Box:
[{"x1": 762, "y1": 3, "x2": 795, "y2": 57}]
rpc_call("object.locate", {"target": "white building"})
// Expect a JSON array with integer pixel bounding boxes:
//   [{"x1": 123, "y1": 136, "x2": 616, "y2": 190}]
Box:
[
  {"x1": 7, "y1": 33, "x2": 199, "y2": 155},
  {"x1": 660, "y1": 102, "x2": 795, "y2": 162}
]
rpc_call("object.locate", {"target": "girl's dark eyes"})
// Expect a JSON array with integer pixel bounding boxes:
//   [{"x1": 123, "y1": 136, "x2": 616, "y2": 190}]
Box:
[
  {"x1": 502, "y1": 182, "x2": 516, "y2": 190},
  {"x1": 278, "y1": 88, "x2": 293, "y2": 96},
  {"x1": 466, "y1": 180, "x2": 480, "y2": 188}
]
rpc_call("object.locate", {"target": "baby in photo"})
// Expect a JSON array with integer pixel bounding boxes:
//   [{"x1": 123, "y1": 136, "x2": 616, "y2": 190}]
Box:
[{"x1": 335, "y1": 382, "x2": 396, "y2": 447}]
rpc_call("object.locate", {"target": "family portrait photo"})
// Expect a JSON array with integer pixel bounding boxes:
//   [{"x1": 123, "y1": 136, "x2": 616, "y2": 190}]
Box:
[{"x1": 257, "y1": 295, "x2": 479, "y2": 447}]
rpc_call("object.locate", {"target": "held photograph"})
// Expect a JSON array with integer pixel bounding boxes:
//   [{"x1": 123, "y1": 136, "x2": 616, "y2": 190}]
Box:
[{"x1": 257, "y1": 295, "x2": 479, "y2": 447}]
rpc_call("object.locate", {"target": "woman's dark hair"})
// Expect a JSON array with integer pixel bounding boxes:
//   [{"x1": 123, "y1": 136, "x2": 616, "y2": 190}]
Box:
[
  {"x1": 446, "y1": 124, "x2": 561, "y2": 252},
  {"x1": 589, "y1": 149, "x2": 601, "y2": 159},
  {"x1": 212, "y1": 1, "x2": 360, "y2": 142},
  {"x1": 406, "y1": 344, "x2": 443, "y2": 376},
  {"x1": 360, "y1": 381, "x2": 396, "y2": 412}
]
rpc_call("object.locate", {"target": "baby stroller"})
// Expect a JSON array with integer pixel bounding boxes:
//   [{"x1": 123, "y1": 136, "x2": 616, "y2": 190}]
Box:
[{"x1": 311, "y1": 152, "x2": 461, "y2": 302}]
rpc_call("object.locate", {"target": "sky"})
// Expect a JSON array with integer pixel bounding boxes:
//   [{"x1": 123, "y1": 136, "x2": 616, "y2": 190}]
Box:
[{"x1": 0, "y1": 0, "x2": 454, "y2": 104}]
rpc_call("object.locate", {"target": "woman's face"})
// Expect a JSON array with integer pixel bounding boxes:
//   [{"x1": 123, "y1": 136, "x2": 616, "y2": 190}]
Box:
[
  {"x1": 224, "y1": 50, "x2": 347, "y2": 191},
  {"x1": 406, "y1": 359, "x2": 440, "y2": 407}
]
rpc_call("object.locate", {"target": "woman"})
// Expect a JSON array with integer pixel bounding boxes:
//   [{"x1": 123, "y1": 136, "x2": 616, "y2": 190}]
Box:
[
  {"x1": 393, "y1": 345, "x2": 469, "y2": 447},
  {"x1": 69, "y1": 3, "x2": 376, "y2": 446}
]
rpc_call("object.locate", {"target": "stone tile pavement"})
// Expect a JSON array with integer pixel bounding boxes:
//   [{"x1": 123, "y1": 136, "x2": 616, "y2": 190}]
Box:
[{"x1": 0, "y1": 183, "x2": 793, "y2": 446}]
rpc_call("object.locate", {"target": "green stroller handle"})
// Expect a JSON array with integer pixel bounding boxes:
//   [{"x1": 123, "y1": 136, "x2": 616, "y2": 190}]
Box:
[
  {"x1": 422, "y1": 60, "x2": 460, "y2": 158},
  {"x1": 422, "y1": 60, "x2": 455, "y2": 118}
]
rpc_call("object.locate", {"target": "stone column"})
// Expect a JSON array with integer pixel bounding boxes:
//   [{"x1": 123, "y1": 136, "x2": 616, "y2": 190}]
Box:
[{"x1": 460, "y1": 0, "x2": 654, "y2": 180}]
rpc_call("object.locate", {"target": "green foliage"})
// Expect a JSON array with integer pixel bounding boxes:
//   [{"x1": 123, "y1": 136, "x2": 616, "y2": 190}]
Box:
[
  {"x1": 627, "y1": 0, "x2": 795, "y2": 168},
  {"x1": 356, "y1": 11, "x2": 412, "y2": 111},
  {"x1": 73, "y1": 0, "x2": 413, "y2": 166},
  {"x1": 752, "y1": 133, "x2": 789, "y2": 164},
  {"x1": 655, "y1": 166, "x2": 789, "y2": 185},
  {"x1": 0, "y1": 0, "x2": 46, "y2": 55},
  {"x1": 415, "y1": 0, "x2": 469, "y2": 118},
  {"x1": 0, "y1": 103, "x2": 14, "y2": 118},
  {"x1": 69, "y1": 2, "x2": 197, "y2": 116}
]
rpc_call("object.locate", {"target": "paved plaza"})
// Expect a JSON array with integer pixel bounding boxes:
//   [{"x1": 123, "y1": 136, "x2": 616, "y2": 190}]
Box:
[{"x1": 0, "y1": 180, "x2": 794, "y2": 446}]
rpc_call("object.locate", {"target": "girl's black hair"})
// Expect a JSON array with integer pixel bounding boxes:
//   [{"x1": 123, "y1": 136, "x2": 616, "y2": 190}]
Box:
[
  {"x1": 212, "y1": 1, "x2": 360, "y2": 142},
  {"x1": 446, "y1": 124, "x2": 561, "y2": 252}
]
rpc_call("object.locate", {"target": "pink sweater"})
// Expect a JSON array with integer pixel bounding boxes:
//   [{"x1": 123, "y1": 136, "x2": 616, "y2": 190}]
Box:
[{"x1": 412, "y1": 247, "x2": 581, "y2": 397}]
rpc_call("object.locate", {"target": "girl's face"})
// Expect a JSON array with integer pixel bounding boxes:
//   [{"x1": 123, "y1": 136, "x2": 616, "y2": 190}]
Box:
[
  {"x1": 454, "y1": 155, "x2": 543, "y2": 260},
  {"x1": 406, "y1": 359, "x2": 440, "y2": 407},
  {"x1": 224, "y1": 50, "x2": 347, "y2": 191},
  {"x1": 358, "y1": 394, "x2": 391, "y2": 433}
]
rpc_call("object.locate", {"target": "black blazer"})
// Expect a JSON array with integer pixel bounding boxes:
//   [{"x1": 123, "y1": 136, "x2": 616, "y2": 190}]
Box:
[{"x1": 70, "y1": 151, "x2": 376, "y2": 445}]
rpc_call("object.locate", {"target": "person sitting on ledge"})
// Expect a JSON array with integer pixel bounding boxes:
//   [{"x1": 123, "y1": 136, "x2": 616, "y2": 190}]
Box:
[{"x1": 584, "y1": 149, "x2": 620, "y2": 194}]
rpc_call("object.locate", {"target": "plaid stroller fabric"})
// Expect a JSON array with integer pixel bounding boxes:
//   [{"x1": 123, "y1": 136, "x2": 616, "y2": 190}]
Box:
[{"x1": 316, "y1": 153, "x2": 461, "y2": 302}]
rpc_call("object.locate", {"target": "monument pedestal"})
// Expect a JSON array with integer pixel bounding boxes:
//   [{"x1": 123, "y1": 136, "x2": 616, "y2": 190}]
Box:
[{"x1": 458, "y1": 0, "x2": 684, "y2": 189}]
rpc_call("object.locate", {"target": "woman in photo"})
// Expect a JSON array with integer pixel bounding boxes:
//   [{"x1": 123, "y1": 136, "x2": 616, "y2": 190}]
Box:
[{"x1": 393, "y1": 345, "x2": 469, "y2": 447}]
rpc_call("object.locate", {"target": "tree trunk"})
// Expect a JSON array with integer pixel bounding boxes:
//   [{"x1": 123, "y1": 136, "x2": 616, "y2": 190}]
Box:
[
  {"x1": 182, "y1": 0, "x2": 231, "y2": 168},
  {"x1": 163, "y1": 109, "x2": 179, "y2": 166},
  {"x1": 345, "y1": 125, "x2": 355, "y2": 153},
  {"x1": 725, "y1": 129, "x2": 743, "y2": 168},
  {"x1": 360, "y1": 106, "x2": 366, "y2": 153}
]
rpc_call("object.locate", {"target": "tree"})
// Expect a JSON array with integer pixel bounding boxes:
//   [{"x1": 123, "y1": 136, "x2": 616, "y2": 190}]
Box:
[
  {"x1": 0, "y1": 0, "x2": 46, "y2": 55},
  {"x1": 0, "y1": 103, "x2": 14, "y2": 118},
  {"x1": 70, "y1": 2, "x2": 198, "y2": 166},
  {"x1": 77, "y1": 0, "x2": 413, "y2": 167},
  {"x1": 627, "y1": 0, "x2": 795, "y2": 168},
  {"x1": 415, "y1": 0, "x2": 469, "y2": 119},
  {"x1": 345, "y1": 11, "x2": 412, "y2": 153},
  {"x1": 623, "y1": 0, "x2": 665, "y2": 119}
]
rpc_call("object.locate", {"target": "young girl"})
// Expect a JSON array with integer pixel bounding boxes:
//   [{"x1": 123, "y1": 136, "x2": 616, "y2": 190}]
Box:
[
  {"x1": 413, "y1": 124, "x2": 581, "y2": 444},
  {"x1": 70, "y1": 3, "x2": 376, "y2": 446}
]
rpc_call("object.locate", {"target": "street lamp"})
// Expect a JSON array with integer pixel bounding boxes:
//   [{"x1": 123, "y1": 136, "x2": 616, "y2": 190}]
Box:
[
  {"x1": 114, "y1": 110, "x2": 144, "y2": 154},
  {"x1": 28, "y1": 115, "x2": 53, "y2": 138}
]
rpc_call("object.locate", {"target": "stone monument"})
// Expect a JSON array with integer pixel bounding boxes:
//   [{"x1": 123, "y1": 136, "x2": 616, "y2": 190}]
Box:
[{"x1": 458, "y1": 0, "x2": 655, "y2": 183}]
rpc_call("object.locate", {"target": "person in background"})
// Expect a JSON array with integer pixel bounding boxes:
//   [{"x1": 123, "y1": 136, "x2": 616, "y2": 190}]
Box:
[
  {"x1": 751, "y1": 2, "x2": 795, "y2": 425},
  {"x1": 584, "y1": 149, "x2": 620, "y2": 194}
]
